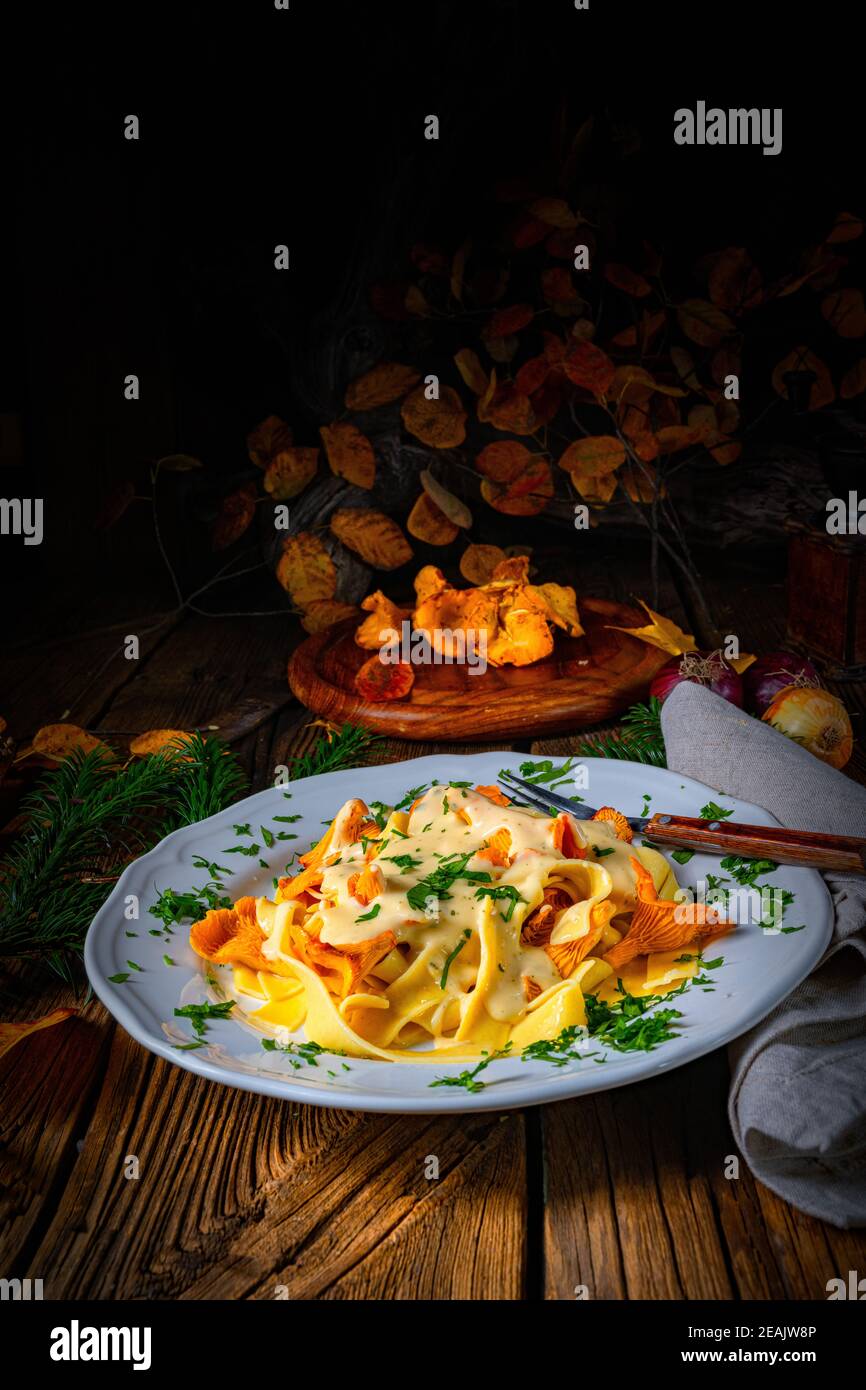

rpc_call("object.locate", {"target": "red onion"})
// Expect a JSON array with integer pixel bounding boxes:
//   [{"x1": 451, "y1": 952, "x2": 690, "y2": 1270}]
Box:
[
  {"x1": 744, "y1": 650, "x2": 820, "y2": 716},
  {"x1": 649, "y1": 649, "x2": 744, "y2": 707}
]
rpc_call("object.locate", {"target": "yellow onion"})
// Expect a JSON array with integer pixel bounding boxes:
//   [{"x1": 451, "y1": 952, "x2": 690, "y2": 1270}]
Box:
[{"x1": 762, "y1": 684, "x2": 853, "y2": 769}]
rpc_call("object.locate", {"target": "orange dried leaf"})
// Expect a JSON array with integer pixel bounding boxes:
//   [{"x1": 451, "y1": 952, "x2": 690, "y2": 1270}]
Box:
[
  {"x1": 708, "y1": 247, "x2": 762, "y2": 313},
  {"x1": 32, "y1": 724, "x2": 112, "y2": 761},
  {"x1": 419, "y1": 470, "x2": 472, "y2": 528},
  {"x1": 407, "y1": 491, "x2": 459, "y2": 545},
  {"x1": 825, "y1": 211, "x2": 864, "y2": 245},
  {"x1": 344, "y1": 362, "x2": 421, "y2": 411},
  {"x1": 571, "y1": 471, "x2": 618, "y2": 504},
  {"x1": 401, "y1": 385, "x2": 467, "y2": 448},
  {"x1": 0, "y1": 1008, "x2": 76, "y2": 1061},
  {"x1": 454, "y1": 348, "x2": 489, "y2": 396},
  {"x1": 320, "y1": 423, "x2": 376, "y2": 489},
  {"x1": 604, "y1": 263, "x2": 652, "y2": 297},
  {"x1": 484, "y1": 303, "x2": 534, "y2": 338},
  {"x1": 821, "y1": 288, "x2": 866, "y2": 339},
  {"x1": 607, "y1": 600, "x2": 696, "y2": 656},
  {"x1": 529, "y1": 197, "x2": 578, "y2": 229},
  {"x1": 559, "y1": 436, "x2": 626, "y2": 478},
  {"x1": 677, "y1": 298, "x2": 735, "y2": 348},
  {"x1": 480, "y1": 383, "x2": 536, "y2": 435},
  {"x1": 477, "y1": 440, "x2": 532, "y2": 482},
  {"x1": 355, "y1": 655, "x2": 415, "y2": 702},
  {"x1": 276, "y1": 532, "x2": 337, "y2": 605},
  {"x1": 532, "y1": 583, "x2": 583, "y2": 636},
  {"x1": 247, "y1": 415, "x2": 292, "y2": 469},
  {"x1": 541, "y1": 267, "x2": 580, "y2": 308},
  {"x1": 329, "y1": 508, "x2": 413, "y2": 571},
  {"x1": 263, "y1": 446, "x2": 319, "y2": 500},
  {"x1": 213, "y1": 484, "x2": 257, "y2": 551},
  {"x1": 841, "y1": 359, "x2": 866, "y2": 400},
  {"x1": 459, "y1": 543, "x2": 508, "y2": 585},
  {"x1": 480, "y1": 457, "x2": 553, "y2": 517},
  {"x1": 656, "y1": 424, "x2": 706, "y2": 454},
  {"x1": 129, "y1": 729, "x2": 194, "y2": 756},
  {"x1": 562, "y1": 340, "x2": 615, "y2": 395}
]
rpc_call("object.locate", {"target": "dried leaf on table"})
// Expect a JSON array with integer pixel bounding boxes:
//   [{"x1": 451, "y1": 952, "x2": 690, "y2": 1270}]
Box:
[
  {"x1": 32, "y1": 724, "x2": 114, "y2": 761},
  {"x1": 559, "y1": 436, "x2": 626, "y2": 477},
  {"x1": 329, "y1": 508, "x2": 413, "y2": 571},
  {"x1": 276, "y1": 532, "x2": 337, "y2": 605},
  {"x1": 401, "y1": 385, "x2": 467, "y2": 448},
  {"x1": 562, "y1": 340, "x2": 615, "y2": 395},
  {"x1": 344, "y1": 362, "x2": 421, "y2": 411},
  {"x1": 300, "y1": 600, "x2": 360, "y2": 634},
  {"x1": 604, "y1": 263, "x2": 652, "y2": 297},
  {"x1": 483, "y1": 303, "x2": 534, "y2": 338},
  {"x1": 247, "y1": 415, "x2": 293, "y2": 469},
  {"x1": 0, "y1": 1008, "x2": 76, "y2": 1062},
  {"x1": 263, "y1": 446, "x2": 319, "y2": 500},
  {"x1": 676, "y1": 298, "x2": 735, "y2": 348},
  {"x1": 212, "y1": 484, "x2": 257, "y2": 550},
  {"x1": 708, "y1": 247, "x2": 762, "y2": 312},
  {"x1": 607, "y1": 601, "x2": 697, "y2": 657},
  {"x1": 478, "y1": 450, "x2": 553, "y2": 517},
  {"x1": 407, "y1": 492, "x2": 459, "y2": 546},
  {"x1": 453, "y1": 348, "x2": 489, "y2": 396},
  {"x1": 459, "y1": 543, "x2": 508, "y2": 585},
  {"x1": 129, "y1": 729, "x2": 194, "y2": 756},
  {"x1": 320, "y1": 422, "x2": 376, "y2": 489}
]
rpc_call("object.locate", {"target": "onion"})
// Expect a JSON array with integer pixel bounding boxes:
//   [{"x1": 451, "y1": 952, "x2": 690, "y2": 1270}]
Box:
[
  {"x1": 744, "y1": 650, "x2": 820, "y2": 716},
  {"x1": 649, "y1": 649, "x2": 744, "y2": 707},
  {"x1": 762, "y1": 685, "x2": 853, "y2": 769}
]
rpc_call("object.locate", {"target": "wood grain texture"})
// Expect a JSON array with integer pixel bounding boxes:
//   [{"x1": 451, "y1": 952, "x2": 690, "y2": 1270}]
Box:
[{"x1": 288, "y1": 599, "x2": 669, "y2": 741}]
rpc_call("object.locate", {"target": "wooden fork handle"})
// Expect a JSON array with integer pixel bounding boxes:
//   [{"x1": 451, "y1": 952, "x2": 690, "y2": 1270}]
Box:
[{"x1": 642, "y1": 815, "x2": 866, "y2": 874}]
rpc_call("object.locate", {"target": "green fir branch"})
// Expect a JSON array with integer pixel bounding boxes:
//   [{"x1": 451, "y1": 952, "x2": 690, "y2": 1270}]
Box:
[{"x1": 577, "y1": 697, "x2": 667, "y2": 767}]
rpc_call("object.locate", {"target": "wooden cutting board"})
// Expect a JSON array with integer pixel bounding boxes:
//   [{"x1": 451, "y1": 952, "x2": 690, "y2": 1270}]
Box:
[{"x1": 287, "y1": 597, "x2": 668, "y2": 741}]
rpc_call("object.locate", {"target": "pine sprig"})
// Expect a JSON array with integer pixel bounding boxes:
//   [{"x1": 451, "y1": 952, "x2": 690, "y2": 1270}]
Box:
[
  {"x1": 289, "y1": 722, "x2": 381, "y2": 781},
  {"x1": 577, "y1": 697, "x2": 667, "y2": 767},
  {"x1": 0, "y1": 737, "x2": 246, "y2": 978}
]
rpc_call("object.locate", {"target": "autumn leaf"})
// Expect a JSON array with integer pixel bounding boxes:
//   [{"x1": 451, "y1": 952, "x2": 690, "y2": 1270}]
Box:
[
  {"x1": 299, "y1": 600, "x2": 359, "y2": 635},
  {"x1": 247, "y1": 415, "x2": 293, "y2": 470},
  {"x1": 320, "y1": 423, "x2": 376, "y2": 489},
  {"x1": 476, "y1": 440, "x2": 533, "y2": 482},
  {"x1": 771, "y1": 347, "x2": 835, "y2": 410},
  {"x1": 529, "y1": 375, "x2": 563, "y2": 426},
  {"x1": 480, "y1": 457, "x2": 553, "y2": 516},
  {"x1": 687, "y1": 405, "x2": 741, "y2": 466},
  {"x1": 708, "y1": 248, "x2": 762, "y2": 313},
  {"x1": 821, "y1": 288, "x2": 866, "y2": 339},
  {"x1": 621, "y1": 462, "x2": 663, "y2": 503},
  {"x1": 558, "y1": 436, "x2": 626, "y2": 478},
  {"x1": 276, "y1": 532, "x2": 337, "y2": 605},
  {"x1": 515, "y1": 355, "x2": 550, "y2": 396},
  {"x1": 485, "y1": 333, "x2": 520, "y2": 364},
  {"x1": 420, "y1": 470, "x2": 472, "y2": 528},
  {"x1": 655, "y1": 424, "x2": 706, "y2": 455},
  {"x1": 562, "y1": 340, "x2": 615, "y2": 396},
  {"x1": 459, "y1": 543, "x2": 508, "y2": 585},
  {"x1": 32, "y1": 724, "x2": 113, "y2": 761},
  {"x1": 529, "y1": 197, "x2": 578, "y2": 229},
  {"x1": 129, "y1": 729, "x2": 194, "y2": 756},
  {"x1": 401, "y1": 385, "x2": 467, "y2": 448},
  {"x1": 541, "y1": 267, "x2": 581, "y2": 311},
  {"x1": 607, "y1": 601, "x2": 697, "y2": 656},
  {"x1": 677, "y1": 299, "x2": 735, "y2": 348},
  {"x1": 407, "y1": 491, "x2": 459, "y2": 546},
  {"x1": 710, "y1": 345, "x2": 741, "y2": 389},
  {"x1": 213, "y1": 483, "x2": 257, "y2": 551},
  {"x1": 157, "y1": 454, "x2": 204, "y2": 473},
  {"x1": 841, "y1": 359, "x2": 866, "y2": 399},
  {"x1": 344, "y1": 362, "x2": 421, "y2": 411},
  {"x1": 572, "y1": 472, "x2": 618, "y2": 504},
  {"x1": 329, "y1": 508, "x2": 413, "y2": 570},
  {"x1": 825, "y1": 211, "x2": 864, "y2": 245},
  {"x1": 480, "y1": 382, "x2": 536, "y2": 435},
  {"x1": 263, "y1": 447, "x2": 319, "y2": 500},
  {"x1": 454, "y1": 348, "x2": 489, "y2": 396},
  {"x1": 483, "y1": 303, "x2": 534, "y2": 338},
  {"x1": 611, "y1": 310, "x2": 665, "y2": 350},
  {"x1": 0, "y1": 1009, "x2": 76, "y2": 1062},
  {"x1": 604, "y1": 263, "x2": 652, "y2": 297}
]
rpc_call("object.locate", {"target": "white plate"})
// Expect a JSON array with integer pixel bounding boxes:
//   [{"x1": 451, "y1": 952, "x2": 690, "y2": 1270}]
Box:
[{"x1": 85, "y1": 753, "x2": 833, "y2": 1113}]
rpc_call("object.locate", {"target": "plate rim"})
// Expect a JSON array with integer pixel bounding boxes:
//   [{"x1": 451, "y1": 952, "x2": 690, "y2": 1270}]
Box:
[{"x1": 84, "y1": 752, "x2": 834, "y2": 1114}]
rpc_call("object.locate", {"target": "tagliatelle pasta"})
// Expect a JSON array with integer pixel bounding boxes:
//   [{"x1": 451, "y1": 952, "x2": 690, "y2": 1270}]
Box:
[{"x1": 189, "y1": 785, "x2": 733, "y2": 1062}]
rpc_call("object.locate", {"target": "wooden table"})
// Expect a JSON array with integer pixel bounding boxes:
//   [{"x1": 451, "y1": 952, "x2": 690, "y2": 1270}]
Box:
[{"x1": 3, "y1": 542, "x2": 865, "y2": 1300}]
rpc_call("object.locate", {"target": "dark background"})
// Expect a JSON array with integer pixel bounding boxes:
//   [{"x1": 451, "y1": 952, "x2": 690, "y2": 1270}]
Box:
[{"x1": 3, "y1": 0, "x2": 862, "y2": 640}]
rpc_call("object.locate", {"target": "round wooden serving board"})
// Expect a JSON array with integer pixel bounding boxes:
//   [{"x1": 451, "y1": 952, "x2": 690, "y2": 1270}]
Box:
[{"x1": 288, "y1": 597, "x2": 668, "y2": 741}]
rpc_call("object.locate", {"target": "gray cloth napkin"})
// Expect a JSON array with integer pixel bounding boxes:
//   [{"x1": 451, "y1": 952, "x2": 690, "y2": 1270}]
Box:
[{"x1": 661, "y1": 681, "x2": 866, "y2": 1228}]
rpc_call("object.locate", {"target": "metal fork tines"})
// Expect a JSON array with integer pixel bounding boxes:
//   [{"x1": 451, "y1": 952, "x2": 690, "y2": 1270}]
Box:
[{"x1": 497, "y1": 769, "x2": 597, "y2": 821}]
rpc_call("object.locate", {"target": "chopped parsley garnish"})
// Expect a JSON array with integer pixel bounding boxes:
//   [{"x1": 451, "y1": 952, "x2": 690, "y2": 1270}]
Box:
[
  {"x1": 592, "y1": 845, "x2": 616, "y2": 859},
  {"x1": 474, "y1": 884, "x2": 526, "y2": 922},
  {"x1": 163, "y1": 954, "x2": 176, "y2": 966},
  {"x1": 192, "y1": 854, "x2": 230, "y2": 877},
  {"x1": 640, "y1": 792, "x2": 652, "y2": 815},
  {"x1": 367, "y1": 801, "x2": 390, "y2": 830},
  {"x1": 521, "y1": 1027, "x2": 600, "y2": 1066},
  {"x1": 174, "y1": 1000, "x2": 235, "y2": 1040},
  {"x1": 260, "y1": 1038, "x2": 346, "y2": 1069},
  {"x1": 582, "y1": 985, "x2": 684, "y2": 1052},
  {"x1": 440, "y1": 929, "x2": 471, "y2": 988},
  {"x1": 430, "y1": 1042, "x2": 513, "y2": 1093},
  {"x1": 233, "y1": 823, "x2": 252, "y2": 836},
  {"x1": 510, "y1": 756, "x2": 578, "y2": 788},
  {"x1": 405, "y1": 853, "x2": 491, "y2": 913},
  {"x1": 222, "y1": 843, "x2": 260, "y2": 857},
  {"x1": 273, "y1": 814, "x2": 302, "y2": 823},
  {"x1": 355, "y1": 902, "x2": 382, "y2": 923},
  {"x1": 108, "y1": 972, "x2": 131, "y2": 984},
  {"x1": 699, "y1": 800, "x2": 734, "y2": 821},
  {"x1": 126, "y1": 959, "x2": 143, "y2": 971},
  {"x1": 719, "y1": 854, "x2": 778, "y2": 886},
  {"x1": 261, "y1": 825, "x2": 275, "y2": 848},
  {"x1": 670, "y1": 848, "x2": 695, "y2": 865},
  {"x1": 449, "y1": 780, "x2": 473, "y2": 789},
  {"x1": 394, "y1": 783, "x2": 429, "y2": 811},
  {"x1": 381, "y1": 852, "x2": 423, "y2": 873}
]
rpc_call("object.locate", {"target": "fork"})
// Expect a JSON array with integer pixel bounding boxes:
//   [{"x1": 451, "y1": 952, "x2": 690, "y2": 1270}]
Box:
[{"x1": 497, "y1": 770, "x2": 866, "y2": 874}]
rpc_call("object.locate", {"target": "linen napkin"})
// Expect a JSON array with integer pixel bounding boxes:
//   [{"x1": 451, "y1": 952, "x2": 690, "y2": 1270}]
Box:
[{"x1": 660, "y1": 680, "x2": 866, "y2": 1229}]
